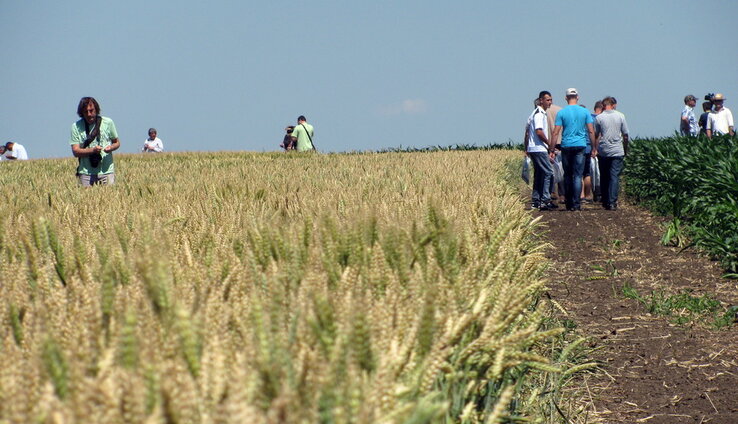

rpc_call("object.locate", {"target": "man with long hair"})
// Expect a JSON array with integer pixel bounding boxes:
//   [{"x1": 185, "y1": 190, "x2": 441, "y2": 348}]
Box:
[{"x1": 70, "y1": 97, "x2": 121, "y2": 186}]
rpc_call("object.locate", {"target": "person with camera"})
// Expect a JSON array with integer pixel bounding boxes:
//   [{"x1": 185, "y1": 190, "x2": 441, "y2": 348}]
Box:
[
  {"x1": 70, "y1": 97, "x2": 121, "y2": 186},
  {"x1": 706, "y1": 93, "x2": 734, "y2": 138}
]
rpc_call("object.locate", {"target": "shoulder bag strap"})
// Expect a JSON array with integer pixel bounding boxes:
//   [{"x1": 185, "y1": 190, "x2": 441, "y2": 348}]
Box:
[{"x1": 301, "y1": 124, "x2": 316, "y2": 150}]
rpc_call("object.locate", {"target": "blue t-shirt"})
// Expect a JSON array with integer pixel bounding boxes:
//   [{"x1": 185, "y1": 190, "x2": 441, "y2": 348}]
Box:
[{"x1": 555, "y1": 105, "x2": 594, "y2": 148}]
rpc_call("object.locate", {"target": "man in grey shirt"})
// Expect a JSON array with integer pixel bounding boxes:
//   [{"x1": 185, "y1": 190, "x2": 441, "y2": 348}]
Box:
[{"x1": 593, "y1": 96, "x2": 629, "y2": 210}]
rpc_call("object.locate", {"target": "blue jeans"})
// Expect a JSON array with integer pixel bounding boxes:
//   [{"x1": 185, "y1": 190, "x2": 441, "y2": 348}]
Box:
[
  {"x1": 598, "y1": 156, "x2": 624, "y2": 207},
  {"x1": 561, "y1": 147, "x2": 585, "y2": 209},
  {"x1": 528, "y1": 152, "x2": 553, "y2": 205}
]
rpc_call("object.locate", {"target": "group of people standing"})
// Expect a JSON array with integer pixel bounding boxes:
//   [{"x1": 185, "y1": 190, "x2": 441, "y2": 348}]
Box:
[
  {"x1": 525, "y1": 88, "x2": 629, "y2": 212},
  {"x1": 0, "y1": 141, "x2": 28, "y2": 161},
  {"x1": 681, "y1": 93, "x2": 734, "y2": 138}
]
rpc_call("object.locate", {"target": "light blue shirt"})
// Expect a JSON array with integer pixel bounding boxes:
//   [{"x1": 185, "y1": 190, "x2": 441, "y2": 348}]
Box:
[{"x1": 555, "y1": 105, "x2": 593, "y2": 148}]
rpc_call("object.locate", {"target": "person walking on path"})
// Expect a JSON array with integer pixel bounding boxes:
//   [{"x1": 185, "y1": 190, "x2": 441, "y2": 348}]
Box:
[
  {"x1": 593, "y1": 96, "x2": 630, "y2": 211},
  {"x1": 680, "y1": 95, "x2": 698, "y2": 137},
  {"x1": 142, "y1": 128, "x2": 164, "y2": 152},
  {"x1": 706, "y1": 93, "x2": 735, "y2": 138},
  {"x1": 290, "y1": 115, "x2": 315, "y2": 151},
  {"x1": 70, "y1": 97, "x2": 121, "y2": 186},
  {"x1": 552, "y1": 88, "x2": 595, "y2": 211},
  {"x1": 3, "y1": 142, "x2": 28, "y2": 160},
  {"x1": 524, "y1": 91, "x2": 557, "y2": 211}
]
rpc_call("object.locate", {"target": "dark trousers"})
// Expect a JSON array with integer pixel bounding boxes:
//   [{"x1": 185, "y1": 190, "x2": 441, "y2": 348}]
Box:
[
  {"x1": 598, "y1": 156, "x2": 625, "y2": 207},
  {"x1": 561, "y1": 147, "x2": 585, "y2": 209}
]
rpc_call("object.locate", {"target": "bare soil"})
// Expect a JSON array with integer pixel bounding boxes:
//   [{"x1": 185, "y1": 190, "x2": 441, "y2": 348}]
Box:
[{"x1": 533, "y1": 198, "x2": 738, "y2": 423}]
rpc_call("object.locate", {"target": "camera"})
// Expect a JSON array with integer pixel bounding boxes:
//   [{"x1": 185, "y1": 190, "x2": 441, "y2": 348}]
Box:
[
  {"x1": 705, "y1": 93, "x2": 715, "y2": 102},
  {"x1": 89, "y1": 152, "x2": 102, "y2": 168}
]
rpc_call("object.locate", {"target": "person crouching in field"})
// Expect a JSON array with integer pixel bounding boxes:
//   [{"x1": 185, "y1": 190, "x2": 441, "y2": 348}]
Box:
[
  {"x1": 70, "y1": 97, "x2": 121, "y2": 186},
  {"x1": 280, "y1": 126, "x2": 296, "y2": 151}
]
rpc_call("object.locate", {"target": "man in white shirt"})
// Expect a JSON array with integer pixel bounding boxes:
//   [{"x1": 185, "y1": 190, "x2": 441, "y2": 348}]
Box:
[
  {"x1": 525, "y1": 90, "x2": 557, "y2": 211},
  {"x1": 680, "y1": 95, "x2": 698, "y2": 137},
  {"x1": 706, "y1": 93, "x2": 734, "y2": 138},
  {"x1": 142, "y1": 128, "x2": 164, "y2": 152},
  {"x1": 4, "y1": 142, "x2": 28, "y2": 160}
]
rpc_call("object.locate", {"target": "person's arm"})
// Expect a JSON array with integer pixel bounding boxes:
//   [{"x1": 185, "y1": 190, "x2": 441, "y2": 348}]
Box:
[
  {"x1": 523, "y1": 126, "x2": 529, "y2": 156},
  {"x1": 587, "y1": 123, "x2": 596, "y2": 157},
  {"x1": 623, "y1": 134, "x2": 630, "y2": 156},
  {"x1": 71, "y1": 143, "x2": 103, "y2": 157},
  {"x1": 551, "y1": 125, "x2": 562, "y2": 152},
  {"x1": 104, "y1": 138, "x2": 120, "y2": 153}
]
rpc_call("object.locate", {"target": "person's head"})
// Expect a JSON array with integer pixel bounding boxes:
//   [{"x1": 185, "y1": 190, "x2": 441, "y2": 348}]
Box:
[
  {"x1": 538, "y1": 90, "x2": 552, "y2": 110},
  {"x1": 601, "y1": 96, "x2": 616, "y2": 110},
  {"x1": 684, "y1": 94, "x2": 697, "y2": 107},
  {"x1": 5, "y1": 141, "x2": 14, "y2": 150},
  {"x1": 77, "y1": 97, "x2": 100, "y2": 124},
  {"x1": 594, "y1": 100, "x2": 604, "y2": 114},
  {"x1": 148, "y1": 128, "x2": 157, "y2": 139},
  {"x1": 611, "y1": 97, "x2": 618, "y2": 109},
  {"x1": 0, "y1": 145, "x2": 6, "y2": 154},
  {"x1": 297, "y1": 115, "x2": 307, "y2": 124},
  {"x1": 565, "y1": 88, "x2": 579, "y2": 104},
  {"x1": 712, "y1": 93, "x2": 726, "y2": 111},
  {"x1": 285, "y1": 125, "x2": 295, "y2": 134},
  {"x1": 702, "y1": 101, "x2": 713, "y2": 112}
]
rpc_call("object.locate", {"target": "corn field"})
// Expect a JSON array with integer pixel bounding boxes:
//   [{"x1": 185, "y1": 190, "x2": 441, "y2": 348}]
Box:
[{"x1": 0, "y1": 151, "x2": 589, "y2": 423}]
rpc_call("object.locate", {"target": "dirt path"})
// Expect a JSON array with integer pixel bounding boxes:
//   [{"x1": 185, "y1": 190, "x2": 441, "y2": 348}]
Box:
[{"x1": 534, "y1": 200, "x2": 738, "y2": 423}]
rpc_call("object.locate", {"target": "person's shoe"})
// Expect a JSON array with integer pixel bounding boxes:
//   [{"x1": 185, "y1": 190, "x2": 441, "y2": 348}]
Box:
[
  {"x1": 531, "y1": 202, "x2": 540, "y2": 210},
  {"x1": 539, "y1": 202, "x2": 558, "y2": 211},
  {"x1": 567, "y1": 206, "x2": 581, "y2": 211},
  {"x1": 610, "y1": 203, "x2": 618, "y2": 211}
]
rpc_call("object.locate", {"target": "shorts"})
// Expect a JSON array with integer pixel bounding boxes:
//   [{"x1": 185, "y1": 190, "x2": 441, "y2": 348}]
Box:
[
  {"x1": 582, "y1": 155, "x2": 591, "y2": 177},
  {"x1": 78, "y1": 173, "x2": 115, "y2": 187}
]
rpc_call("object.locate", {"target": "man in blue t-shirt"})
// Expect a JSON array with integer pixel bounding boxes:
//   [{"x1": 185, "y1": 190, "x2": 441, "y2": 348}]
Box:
[{"x1": 552, "y1": 88, "x2": 595, "y2": 211}]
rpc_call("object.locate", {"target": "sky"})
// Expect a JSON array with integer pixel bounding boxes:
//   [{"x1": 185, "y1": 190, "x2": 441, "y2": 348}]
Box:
[{"x1": 2, "y1": 0, "x2": 737, "y2": 158}]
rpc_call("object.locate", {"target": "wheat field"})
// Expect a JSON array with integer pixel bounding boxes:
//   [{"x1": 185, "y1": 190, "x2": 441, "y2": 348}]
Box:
[{"x1": 0, "y1": 151, "x2": 589, "y2": 423}]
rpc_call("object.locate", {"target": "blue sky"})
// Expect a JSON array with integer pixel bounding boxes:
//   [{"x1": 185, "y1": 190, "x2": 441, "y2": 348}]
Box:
[{"x1": 2, "y1": 1, "x2": 737, "y2": 158}]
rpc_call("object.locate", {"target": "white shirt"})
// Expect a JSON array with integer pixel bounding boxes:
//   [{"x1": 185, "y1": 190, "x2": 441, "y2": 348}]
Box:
[
  {"x1": 6, "y1": 143, "x2": 28, "y2": 160},
  {"x1": 706, "y1": 107, "x2": 734, "y2": 135},
  {"x1": 526, "y1": 106, "x2": 549, "y2": 153},
  {"x1": 142, "y1": 137, "x2": 164, "y2": 152}
]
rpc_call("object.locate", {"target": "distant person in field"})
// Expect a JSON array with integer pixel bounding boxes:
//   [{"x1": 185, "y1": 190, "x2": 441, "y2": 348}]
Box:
[
  {"x1": 290, "y1": 115, "x2": 315, "y2": 151},
  {"x1": 0, "y1": 145, "x2": 6, "y2": 161},
  {"x1": 524, "y1": 91, "x2": 557, "y2": 211},
  {"x1": 552, "y1": 88, "x2": 595, "y2": 211},
  {"x1": 546, "y1": 98, "x2": 564, "y2": 203},
  {"x1": 680, "y1": 95, "x2": 698, "y2": 137},
  {"x1": 70, "y1": 97, "x2": 121, "y2": 186},
  {"x1": 4, "y1": 141, "x2": 29, "y2": 160},
  {"x1": 698, "y1": 101, "x2": 712, "y2": 136},
  {"x1": 280, "y1": 126, "x2": 296, "y2": 151},
  {"x1": 706, "y1": 93, "x2": 735, "y2": 138},
  {"x1": 593, "y1": 96, "x2": 629, "y2": 211},
  {"x1": 142, "y1": 128, "x2": 164, "y2": 152}
]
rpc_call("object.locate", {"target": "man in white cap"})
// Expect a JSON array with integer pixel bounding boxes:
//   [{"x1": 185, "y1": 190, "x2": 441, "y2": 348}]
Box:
[
  {"x1": 552, "y1": 88, "x2": 595, "y2": 211},
  {"x1": 706, "y1": 93, "x2": 734, "y2": 138}
]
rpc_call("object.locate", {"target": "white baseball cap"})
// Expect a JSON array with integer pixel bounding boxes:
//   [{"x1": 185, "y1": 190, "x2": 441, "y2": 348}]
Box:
[{"x1": 566, "y1": 88, "x2": 579, "y2": 96}]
